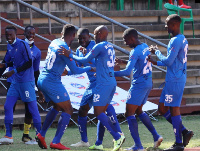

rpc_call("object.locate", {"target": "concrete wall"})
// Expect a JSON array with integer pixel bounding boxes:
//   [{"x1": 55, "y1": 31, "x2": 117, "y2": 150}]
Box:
[{"x1": 0, "y1": 0, "x2": 199, "y2": 12}]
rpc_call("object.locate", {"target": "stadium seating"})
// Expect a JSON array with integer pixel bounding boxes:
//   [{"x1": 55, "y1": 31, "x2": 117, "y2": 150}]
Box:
[
  {"x1": 109, "y1": 0, "x2": 163, "y2": 11},
  {"x1": 164, "y1": 3, "x2": 195, "y2": 38}
]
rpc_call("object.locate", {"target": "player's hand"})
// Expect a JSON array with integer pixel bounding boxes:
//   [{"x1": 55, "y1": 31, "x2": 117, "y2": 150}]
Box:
[
  {"x1": 0, "y1": 63, "x2": 6, "y2": 68},
  {"x1": 61, "y1": 68, "x2": 68, "y2": 76},
  {"x1": 38, "y1": 90, "x2": 45, "y2": 103},
  {"x1": 90, "y1": 67, "x2": 96, "y2": 72},
  {"x1": 79, "y1": 47, "x2": 87, "y2": 56},
  {"x1": 58, "y1": 46, "x2": 71, "y2": 57},
  {"x1": 147, "y1": 55, "x2": 157, "y2": 65},
  {"x1": 2, "y1": 70, "x2": 15, "y2": 78},
  {"x1": 115, "y1": 57, "x2": 123, "y2": 65},
  {"x1": 149, "y1": 45, "x2": 158, "y2": 54}
]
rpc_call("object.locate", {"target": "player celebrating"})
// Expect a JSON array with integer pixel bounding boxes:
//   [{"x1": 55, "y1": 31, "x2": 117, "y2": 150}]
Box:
[
  {"x1": 0, "y1": 25, "x2": 44, "y2": 145},
  {"x1": 59, "y1": 25, "x2": 125, "y2": 151},
  {"x1": 69, "y1": 28, "x2": 122, "y2": 150},
  {"x1": 114, "y1": 28, "x2": 163, "y2": 151},
  {"x1": 147, "y1": 14, "x2": 192, "y2": 151},
  {"x1": 36, "y1": 24, "x2": 92, "y2": 150},
  {"x1": 0, "y1": 25, "x2": 41, "y2": 144}
]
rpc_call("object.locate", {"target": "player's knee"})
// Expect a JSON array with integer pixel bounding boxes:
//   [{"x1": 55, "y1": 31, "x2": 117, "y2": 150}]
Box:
[{"x1": 78, "y1": 108, "x2": 88, "y2": 117}]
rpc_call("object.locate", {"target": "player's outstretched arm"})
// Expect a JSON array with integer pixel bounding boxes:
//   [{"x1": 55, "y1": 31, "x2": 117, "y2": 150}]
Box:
[
  {"x1": 115, "y1": 57, "x2": 128, "y2": 65},
  {"x1": 62, "y1": 56, "x2": 91, "y2": 75},
  {"x1": 155, "y1": 45, "x2": 179, "y2": 67},
  {"x1": 69, "y1": 45, "x2": 101, "y2": 64},
  {"x1": 114, "y1": 51, "x2": 138, "y2": 77}
]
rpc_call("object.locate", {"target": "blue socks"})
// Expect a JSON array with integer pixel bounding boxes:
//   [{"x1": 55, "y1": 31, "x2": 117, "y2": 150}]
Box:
[
  {"x1": 163, "y1": 110, "x2": 186, "y2": 132},
  {"x1": 127, "y1": 115, "x2": 142, "y2": 147},
  {"x1": 106, "y1": 104, "x2": 122, "y2": 133},
  {"x1": 172, "y1": 115, "x2": 182, "y2": 144},
  {"x1": 78, "y1": 116, "x2": 88, "y2": 142},
  {"x1": 97, "y1": 113, "x2": 120, "y2": 141},
  {"x1": 139, "y1": 112, "x2": 159, "y2": 141},
  {"x1": 27, "y1": 100, "x2": 41, "y2": 134},
  {"x1": 40, "y1": 108, "x2": 59, "y2": 137},
  {"x1": 52, "y1": 112, "x2": 71, "y2": 144},
  {"x1": 4, "y1": 96, "x2": 18, "y2": 137},
  {"x1": 95, "y1": 120, "x2": 105, "y2": 145}
]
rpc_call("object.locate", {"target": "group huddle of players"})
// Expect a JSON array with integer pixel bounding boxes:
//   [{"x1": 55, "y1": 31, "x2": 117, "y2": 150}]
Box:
[{"x1": 0, "y1": 14, "x2": 193, "y2": 151}]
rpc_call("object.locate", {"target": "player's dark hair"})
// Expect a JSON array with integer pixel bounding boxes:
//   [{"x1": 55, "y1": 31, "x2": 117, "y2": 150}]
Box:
[
  {"x1": 62, "y1": 24, "x2": 76, "y2": 38},
  {"x1": 77, "y1": 28, "x2": 89, "y2": 36},
  {"x1": 5, "y1": 25, "x2": 17, "y2": 33},
  {"x1": 123, "y1": 28, "x2": 138, "y2": 39},
  {"x1": 166, "y1": 14, "x2": 181, "y2": 25},
  {"x1": 25, "y1": 25, "x2": 35, "y2": 33}
]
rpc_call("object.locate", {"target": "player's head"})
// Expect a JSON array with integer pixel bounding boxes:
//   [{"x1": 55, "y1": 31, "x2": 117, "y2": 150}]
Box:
[
  {"x1": 122, "y1": 28, "x2": 138, "y2": 48},
  {"x1": 94, "y1": 25, "x2": 108, "y2": 44},
  {"x1": 61, "y1": 24, "x2": 76, "y2": 46},
  {"x1": 24, "y1": 25, "x2": 35, "y2": 45},
  {"x1": 5, "y1": 25, "x2": 17, "y2": 44},
  {"x1": 165, "y1": 14, "x2": 181, "y2": 34},
  {"x1": 77, "y1": 28, "x2": 90, "y2": 48}
]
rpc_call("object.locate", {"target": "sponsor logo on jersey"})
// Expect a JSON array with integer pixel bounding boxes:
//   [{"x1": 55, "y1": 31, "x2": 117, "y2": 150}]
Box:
[
  {"x1": 110, "y1": 101, "x2": 119, "y2": 106},
  {"x1": 69, "y1": 91, "x2": 83, "y2": 98},
  {"x1": 70, "y1": 58, "x2": 73, "y2": 61},
  {"x1": 70, "y1": 75, "x2": 85, "y2": 79},
  {"x1": 70, "y1": 83, "x2": 86, "y2": 89}
]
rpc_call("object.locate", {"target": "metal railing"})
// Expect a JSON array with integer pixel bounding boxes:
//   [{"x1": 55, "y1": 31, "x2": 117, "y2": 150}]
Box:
[
  {"x1": 0, "y1": 16, "x2": 51, "y2": 43},
  {"x1": 14, "y1": 0, "x2": 167, "y2": 77}
]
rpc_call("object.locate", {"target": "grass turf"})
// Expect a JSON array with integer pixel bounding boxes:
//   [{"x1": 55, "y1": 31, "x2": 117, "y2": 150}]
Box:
[{"x1": 0, "y1": 115, "x2": 199, "y2": 151}]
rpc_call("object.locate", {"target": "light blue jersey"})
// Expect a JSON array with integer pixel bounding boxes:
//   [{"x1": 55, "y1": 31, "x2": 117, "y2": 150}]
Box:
[
  {"x1": 115, "y1": 43, "x2": 152, "y2": 84},
  {"x1": 76, "y1": 40, "x2": 96, "y2": 83},
  {"x1": 70, "y1": 41, "x2": 116, "y2": 85},
  {"x1": 40, "y1": 38, "x2": 91, "y2": 80},
  {"x1": 156, "y1": 34, "x2": 188, "y2": 83}
]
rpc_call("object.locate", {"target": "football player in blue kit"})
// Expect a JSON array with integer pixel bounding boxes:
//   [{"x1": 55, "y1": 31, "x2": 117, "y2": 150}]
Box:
[
  {"x1": 114, "y1": 28, "x2": 163, "y2": 151},
  {"x1": 36, "y1": 24, "x2": 92, "y2": 150},
  {"x1": 147, "y1": 14, "x2": 193, "y2": 151},
  {"x1": 59, "y1": 25, "x2": 125, "y2": 151},
  {"x1": 0, "y1": 25, "x2": 41, "y2": 144},
  {"x1": 69, "y1": 28, "x2": 122, "y2": 150}
]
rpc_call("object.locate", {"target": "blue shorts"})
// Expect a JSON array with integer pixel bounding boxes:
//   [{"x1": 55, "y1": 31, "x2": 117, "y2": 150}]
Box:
[
  {"x1": 93, "y1": 83, "x2": 116, "y2": 106},
  {"x1": 126, "y1": 80, "x2": 152, "y2": 106},
  {"x1": 7, "y1": 81, "x2": 36, "y2": 102},
  {"x1": 159, "y1": 82, "x2": 185, "y2": 107},
  {"x1": 37, "y1": 76, "x2": 70, "y2": 103},
  {"x1": 80, "y1": 81, "x2": 96, "y2": 109}
]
